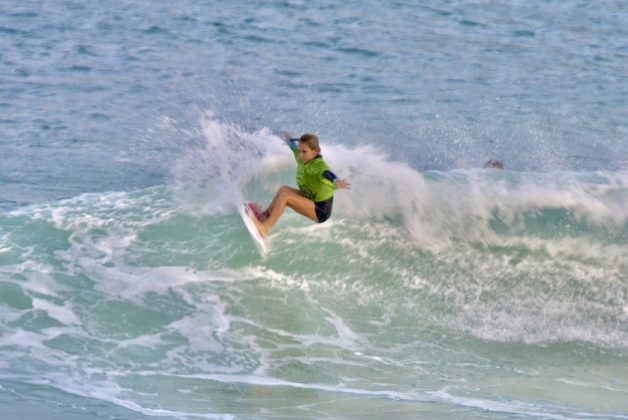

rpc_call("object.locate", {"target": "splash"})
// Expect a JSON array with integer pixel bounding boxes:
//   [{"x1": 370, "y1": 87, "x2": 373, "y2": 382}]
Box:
[
  {"x1": 169, "y1": 111, "x2": 289, "y2": 214},
  {"x1": 167, "y1": 114, "x2": 628, "y2": 255}
]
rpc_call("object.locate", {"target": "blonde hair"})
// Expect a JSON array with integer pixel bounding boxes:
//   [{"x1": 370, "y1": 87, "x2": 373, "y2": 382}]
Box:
[{"x1": 299, "y1": 133, "x2": 320, "y2": 153}]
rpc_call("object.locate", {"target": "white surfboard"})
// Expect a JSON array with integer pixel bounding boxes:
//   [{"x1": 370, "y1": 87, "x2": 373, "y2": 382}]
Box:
[{"x1": 239, "y1": 202, "x2": 268, "y2": 257}]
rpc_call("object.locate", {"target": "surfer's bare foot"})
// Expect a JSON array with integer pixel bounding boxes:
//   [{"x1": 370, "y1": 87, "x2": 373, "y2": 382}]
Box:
[
  {"x1": 250, "y1": 212, "x2": 269, "y2": 238},
  {"x1": 247, "y1": 202, "x2": 263, "y2": 221}
]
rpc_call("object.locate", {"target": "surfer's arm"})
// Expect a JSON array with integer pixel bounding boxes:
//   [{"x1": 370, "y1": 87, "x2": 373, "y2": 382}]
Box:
[
  {"x1": 322, "y1": 170, "x2": 351, "y2": 189},
  {"x1": 279, "y1": 130, "x2": 299, "y2": 150},
  {"x1": 287, "y1": 138, "x2": 299, "y2": 150},
  {"x1": 322, "y1": 170, "x2": 337, "y2": 183}
]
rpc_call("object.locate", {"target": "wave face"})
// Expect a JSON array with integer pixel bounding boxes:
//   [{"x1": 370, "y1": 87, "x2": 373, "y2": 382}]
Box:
[{"x1": 1, "y1": 120, "x2": 627, "y2": 418}]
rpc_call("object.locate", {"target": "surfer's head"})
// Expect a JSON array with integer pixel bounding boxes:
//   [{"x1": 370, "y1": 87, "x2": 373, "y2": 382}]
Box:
[
  {"x1": 299, "y1": 133, "x2": 320, "y2": 153},
  {"x1": 298, "y1": 133, "x2": 321, "y2": 163},
  {"x1": 484, "y1": 159, "x2": 504, "y2": 169}
]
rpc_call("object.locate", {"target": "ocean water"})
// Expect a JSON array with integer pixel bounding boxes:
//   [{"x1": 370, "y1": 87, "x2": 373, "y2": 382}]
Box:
[{"x1": 1, "y1": 0, "x2": 627, "y2": 418}]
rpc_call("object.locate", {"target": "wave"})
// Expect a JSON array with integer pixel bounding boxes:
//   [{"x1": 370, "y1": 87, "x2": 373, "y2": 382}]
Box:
[
  {"x1": 170, "y1": 114, "x2": 628, "y2": 249},
  {"x1": 2, "y1": 116, "x2": 626, "y2": 346},
  {"x1": 0, "y1": 116, "x2": 627, "y2": 417},
  {"x1": 133, "y1": 115, "x2": 628, "y2": 349}
]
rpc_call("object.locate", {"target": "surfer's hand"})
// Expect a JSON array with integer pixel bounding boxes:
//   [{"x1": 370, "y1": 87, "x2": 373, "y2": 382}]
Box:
[
  {"x1": 336, "y1": 179, "x2": 351, "y2": 189},
  {"x1": 279, "y1": 130, "x2": 291, "y2": 141}
]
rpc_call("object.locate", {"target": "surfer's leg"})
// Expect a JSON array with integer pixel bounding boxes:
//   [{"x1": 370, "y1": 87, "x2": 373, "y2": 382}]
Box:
[
  {"x1": 255, "y1": 187, "x2": 317, "y2": 237},
  {"x1": 284, "y1": 192, "x2": 318, "y2": 222},
  {"x1": 265, "y1": 186, "x2": 300, "y2": 218}
]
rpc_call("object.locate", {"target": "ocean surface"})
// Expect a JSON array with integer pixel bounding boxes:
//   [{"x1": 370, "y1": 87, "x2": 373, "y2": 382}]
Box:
[{"x1": 1, "y1": 0, "x2": 627, "y2": 418}]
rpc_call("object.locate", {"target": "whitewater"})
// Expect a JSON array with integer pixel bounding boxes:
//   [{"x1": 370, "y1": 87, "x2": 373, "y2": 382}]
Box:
[{"x1": 1, "y1": 0, "x2": 627, "y2": 418}]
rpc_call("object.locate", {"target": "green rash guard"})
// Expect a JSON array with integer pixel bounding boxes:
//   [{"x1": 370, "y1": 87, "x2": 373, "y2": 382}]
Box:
[{"x1": 292, "y1": 147, "x2": 338, "y2": 202}]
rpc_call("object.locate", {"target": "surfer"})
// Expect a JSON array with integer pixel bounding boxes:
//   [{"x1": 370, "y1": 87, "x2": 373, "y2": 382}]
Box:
[
  {"x1": 249, "y1": 132, "x2": 350, "y2": 237},
  {"x1": 484, "y1": 159, "x2": 504, "y2": 169}
]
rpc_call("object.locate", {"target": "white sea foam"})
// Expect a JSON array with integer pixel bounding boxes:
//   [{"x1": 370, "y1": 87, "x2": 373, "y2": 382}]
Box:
[
  {"x1": 31, "y1": 298, "x2": 81, "y2": 325},
  {"x1": 431, "y1": 388, "x2": 570, "y2": 419}
]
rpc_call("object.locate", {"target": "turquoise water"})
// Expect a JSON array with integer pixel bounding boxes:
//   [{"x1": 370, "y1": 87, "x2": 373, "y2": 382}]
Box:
[{"x1": 1, "y1": 1, "x2": 627, "y2": 418}]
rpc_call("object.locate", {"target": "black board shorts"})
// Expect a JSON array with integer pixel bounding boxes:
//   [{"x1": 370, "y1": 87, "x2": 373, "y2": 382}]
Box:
[{"x1": 314, "y1": 197, "x2": 333, "y2": 223}]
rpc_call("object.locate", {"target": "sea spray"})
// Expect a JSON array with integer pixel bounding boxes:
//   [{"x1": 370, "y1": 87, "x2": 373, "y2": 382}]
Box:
[
  {"x1": 152, "y1": 111, "x2": 279, "y2": 214},
  {"x1": 163, "y1": 115, "x2": 628, "y2": 257}
]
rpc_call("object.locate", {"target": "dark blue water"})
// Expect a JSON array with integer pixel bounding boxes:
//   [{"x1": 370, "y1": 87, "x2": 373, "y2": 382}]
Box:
[{"x1": 1, "y1": 1, "x2": 627, "y2": 418}]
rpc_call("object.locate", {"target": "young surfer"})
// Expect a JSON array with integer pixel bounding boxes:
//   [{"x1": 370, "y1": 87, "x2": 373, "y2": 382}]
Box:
[{"x1": 249, "y1": 132, "x2": 351, "y2": 237}]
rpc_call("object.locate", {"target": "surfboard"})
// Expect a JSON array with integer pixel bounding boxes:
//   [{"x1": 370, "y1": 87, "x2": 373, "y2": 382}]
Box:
[{"x1": 239, "y1": 202, "x2": 268, "y2": 257}]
